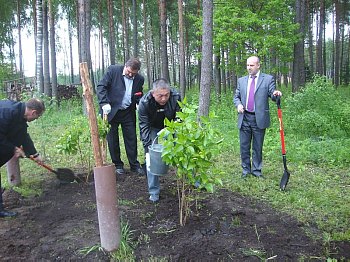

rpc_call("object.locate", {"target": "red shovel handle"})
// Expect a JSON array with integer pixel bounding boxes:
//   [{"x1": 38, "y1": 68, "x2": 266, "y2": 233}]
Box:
[
  {"x1": 277, "y1": 108, "x2": 286, "y2": 155},
  {"x1": 29, "y1": 156, "x2": 56, "y2": 173}
]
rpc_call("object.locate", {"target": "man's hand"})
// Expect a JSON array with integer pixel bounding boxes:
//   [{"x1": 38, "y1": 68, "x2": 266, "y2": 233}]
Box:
[
  {"x1": 14, "y1": 147, "x2": 25, "y2": 158},
  {"x1": 237, "y1": 104, "x2": 245, "y2": 114},
  {"x1": 102, "y1": 104, "x2": 111, "y2": 115},
  {"x1": 273, "y1": 90, "x2": 282, "y2": 97},
  {"x1": 31, "y1": 153, "x2": 43, "y2": 163}
]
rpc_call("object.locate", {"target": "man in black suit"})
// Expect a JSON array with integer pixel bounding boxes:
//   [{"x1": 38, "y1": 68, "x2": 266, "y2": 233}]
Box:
[
  {"x1": 234, "y1": 56, "x2": 282, "y2": 178},
  {"x1": 97, "y1": 57, "x2": 145, "y2": 176},
  {"x1": 0, "y1": 98, "x2": 45, "y2": 217}
]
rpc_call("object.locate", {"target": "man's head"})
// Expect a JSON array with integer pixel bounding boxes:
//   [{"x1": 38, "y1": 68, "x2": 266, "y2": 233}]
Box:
[
  {"x1": 24, "y1": 98, "x2": 45, "y2": 122},
  {"x1": 123, "y1": 57, "x2": 141, "y2": 79},
  {"x1": 151, "y1": 78, "x2": 171, "y2": 106},
  {"x1": 246, "y1": 56, "x2": 260, "y2": 76}
]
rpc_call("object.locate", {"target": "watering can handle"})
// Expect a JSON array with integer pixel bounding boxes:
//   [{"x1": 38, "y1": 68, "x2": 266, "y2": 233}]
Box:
[{"x1": 151, "y1": 135, "x2": 159, "y2": 149}]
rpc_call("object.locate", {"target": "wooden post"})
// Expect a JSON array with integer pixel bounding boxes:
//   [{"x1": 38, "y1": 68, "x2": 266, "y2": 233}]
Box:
[
  {"x1": 79, "y1": 62, "x2": 103, "y2": 167},
  {"x1": 79, "y1": 62, "x2": 120, "y2": 252}
]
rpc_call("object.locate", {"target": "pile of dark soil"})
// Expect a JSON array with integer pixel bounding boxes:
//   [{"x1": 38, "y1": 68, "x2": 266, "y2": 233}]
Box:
[{"x1": 0, "y1": 170, "x2": 349, "y2": 261}]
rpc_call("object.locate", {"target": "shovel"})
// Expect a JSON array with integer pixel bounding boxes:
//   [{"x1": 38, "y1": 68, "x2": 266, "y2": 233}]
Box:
[
  {"x1": 29, "y1": 156, "x2": 76, "y2": 183},
  {"x1": 276, "y1": 96, "x2": 290, "y2": 191}
]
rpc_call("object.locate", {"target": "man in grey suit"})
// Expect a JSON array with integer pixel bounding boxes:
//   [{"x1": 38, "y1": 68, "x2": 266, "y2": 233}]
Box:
[{"x1": 234, "y1": 56, "x2": 282, "y2": 178}]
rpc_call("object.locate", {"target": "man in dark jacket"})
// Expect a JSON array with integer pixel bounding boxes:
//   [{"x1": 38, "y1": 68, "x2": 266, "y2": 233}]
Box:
[
  {"x1": 138, "y1": 78, "x2": 181, "y2": 202},
  {"x1": 96, "y1": 57, "x2": 145, "y2": 177},
  {"x1": 0, "y1": 98, "x2": 45, "y2": 217}
]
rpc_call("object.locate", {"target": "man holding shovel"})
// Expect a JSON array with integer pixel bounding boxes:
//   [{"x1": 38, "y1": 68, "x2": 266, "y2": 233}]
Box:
[
  {"x1": 0, "y1": 98, "x2": 45, "y2": 217},
  {"x1": 138, "y1": 78, "x2": 181, "y2": 203},
  {"x1": 234, "y1": 56, "x2": 282, "y2": 179}
]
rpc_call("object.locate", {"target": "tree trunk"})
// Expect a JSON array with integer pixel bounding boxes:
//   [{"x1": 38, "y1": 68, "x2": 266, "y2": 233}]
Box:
[
  {"x1": 292, "y1": 0, "x2": 306, "y2": 92},
  {"x1": 142, "y1": 0, "x2": 151, "y2": 89},
  {"x1": 132, "y1": 0, "x2": 138, "y2": 57},
  {"x1": 334, "y1": 0, "x2": 340, "y2": 87},
  {"x1": 68, "y1": 13, "x2": 74, "y2": 83},
  {"x1": 214, "y1": 54, "x2": 221, "y2": 98},
  {"x1": 221, "y1": 49, "x2": 226, "y2": 94},
  {"x1": 17, "y1": 0, "x2": 23, "y2": 78},
  {"x1": 49, "y1": 0, "x2": 57, "y2": 98},
  {"x1": 98, "y1": 0, "x2": 105, "y2": 75},
  {"x1": 107, "y1": 0, "x2": 116, "y2": 65},
  {"x1": 316, "y1": 0, "x2": 324, "y2": 75},
  {"x1": 307, "y1": 0, "x2": 314, "y2": 76},
  {"x1": 36, "y1": 0, "x2": 44, "y2": 93},
  {"x1": 121, "y1": 0, "x2": 130, "y2": 61},
  {"x1": 198, "y1": 0, "x2": 213, "y2": 118},
  {"x1": 159, "y1": 0, "x2": 170, "y2": 82},
  {"x1": 178, "y1": 0, "x2": 186, "y2": 99},
  {"x1": 43, "y1": 0, "x2": 51, "y2": 96}
]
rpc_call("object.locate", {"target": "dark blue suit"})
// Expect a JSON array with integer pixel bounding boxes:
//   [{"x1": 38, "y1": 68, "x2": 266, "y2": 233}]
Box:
[
  {"x1": 234, "y1": 72, "x2": 276, "y2": 177},
  {"x1": 0, "y1": 100, "x2": 37, "y2": 211},
  {"x1": 96, "y1": 65, "x2": 144, "y2": 170}
]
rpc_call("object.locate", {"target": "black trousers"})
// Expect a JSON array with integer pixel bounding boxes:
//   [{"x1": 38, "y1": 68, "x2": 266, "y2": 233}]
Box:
[
  {"x1": 0, "y1": 155, "x2": 12, "y2": 210},
  {"x1": 107, "y1": 108, "x2": 140, "y2": 170}
]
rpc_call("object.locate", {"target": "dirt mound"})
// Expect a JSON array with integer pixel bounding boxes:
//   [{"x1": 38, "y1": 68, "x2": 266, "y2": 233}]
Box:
[{"x1": 0, "y1": 171, "x2": 349, "y2": 261}]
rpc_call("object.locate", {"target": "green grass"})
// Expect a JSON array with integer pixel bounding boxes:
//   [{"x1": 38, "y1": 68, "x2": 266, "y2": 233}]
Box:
[{"x1": 1, "y1": 81, "x2": 349, "y2": 249}]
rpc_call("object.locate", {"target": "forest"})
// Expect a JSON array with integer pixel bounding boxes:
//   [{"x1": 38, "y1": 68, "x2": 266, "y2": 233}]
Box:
[{"x1": 0, "y1": 0, "x2": 349, "y2": 261}]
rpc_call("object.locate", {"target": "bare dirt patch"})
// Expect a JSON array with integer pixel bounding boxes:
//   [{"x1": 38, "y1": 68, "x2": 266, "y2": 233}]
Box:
[{"x1": 0, "y1": 171, "x2": 349, "y2": 261}]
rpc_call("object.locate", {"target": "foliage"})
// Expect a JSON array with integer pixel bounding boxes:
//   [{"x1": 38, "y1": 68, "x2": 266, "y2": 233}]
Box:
[
  {"x1": 284, "y1": 75, "x2": 350, "y2": 139},
  {"x1": 55, "y1": 110, "x2": 110, "y2": 176},
  {"x1": 213, "y1": 0, "x2": 299, "y2": 75},
  {"x1": 161, "y1": 98, "x2": 223, "y2": 226},
  {"x1": 55, "y1": 116, "x2": 92, "y2": 174},
  {"x1": 0, "y1": 63, "x2": 18, "y2": 84}
]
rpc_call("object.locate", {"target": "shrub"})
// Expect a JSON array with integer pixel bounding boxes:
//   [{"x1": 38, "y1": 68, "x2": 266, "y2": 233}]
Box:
[{"x1": 160, "y1": 98, "x2": 223, "y2": 226}]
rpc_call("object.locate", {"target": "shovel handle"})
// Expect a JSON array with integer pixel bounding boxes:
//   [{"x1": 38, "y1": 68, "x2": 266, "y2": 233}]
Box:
[{"x1": 29, "y1": 156, "x2": 56, "y2": 173}]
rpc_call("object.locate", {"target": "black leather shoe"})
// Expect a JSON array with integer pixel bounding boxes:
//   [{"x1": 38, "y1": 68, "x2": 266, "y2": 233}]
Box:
[
  {"x1": 131, "y1": 167, "x2": 145, "y2": 176},
  {"x1": 0, "y1": 210, "x2": 18, "y2": 218},
  {"x1": 115, "y1": 168, "x2": 125, "y2": 175}
]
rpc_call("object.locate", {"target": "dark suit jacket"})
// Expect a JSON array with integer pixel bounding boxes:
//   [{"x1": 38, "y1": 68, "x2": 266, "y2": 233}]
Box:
[
  {"x1": 138, "y1": 89, "x2": 181, "y2": 152},
  {"x1": 96, "y1": 65, "x2": 144, "y2": 122},
  {"x1": 0, "y1": 100, "x2": 36, "y2": 166},
  {"x1": 233, "y1": 73, "x2": 276, "y2": 129}
]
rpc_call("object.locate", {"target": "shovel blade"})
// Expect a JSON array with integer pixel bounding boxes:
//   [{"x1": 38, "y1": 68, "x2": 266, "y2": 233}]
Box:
[
  {"x1": 279, "y1": 169, "x2": 290, "y2": 191},
  {"x1": 56, "y1": 168, "x2": 76, "y2": 183}
]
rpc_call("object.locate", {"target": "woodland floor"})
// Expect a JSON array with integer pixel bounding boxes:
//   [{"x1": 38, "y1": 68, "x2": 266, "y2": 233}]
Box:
[{"x1": 0, "y1": 169, "x2": 349, "y2": 261}]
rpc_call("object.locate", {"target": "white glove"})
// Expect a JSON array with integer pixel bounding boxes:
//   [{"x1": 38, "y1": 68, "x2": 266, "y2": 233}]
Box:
[{"x1": 102, "y1": 104, "x2": 111, "y2": 115}]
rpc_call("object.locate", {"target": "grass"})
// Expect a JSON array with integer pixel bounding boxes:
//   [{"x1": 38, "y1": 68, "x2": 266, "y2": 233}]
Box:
[{"x1": 1, "y1": 82, "x2": 349, "y2": 251}]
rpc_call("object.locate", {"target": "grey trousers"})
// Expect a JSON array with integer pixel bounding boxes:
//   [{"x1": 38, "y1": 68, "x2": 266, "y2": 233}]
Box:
[{"x1": 239, "y1": 113, "x2": 265, "y2": 177}]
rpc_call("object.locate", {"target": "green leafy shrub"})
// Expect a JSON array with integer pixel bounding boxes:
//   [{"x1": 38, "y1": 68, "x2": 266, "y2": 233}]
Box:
[
  {"x1": 284, "y1": 76, "x2": 350, "y2": 139},
  {"x1": 56, "y1": 116, "x2": 92, "y2": 172},
  {"x1": 160, "y1": 98, "x2": 223, "y2": 226}
]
